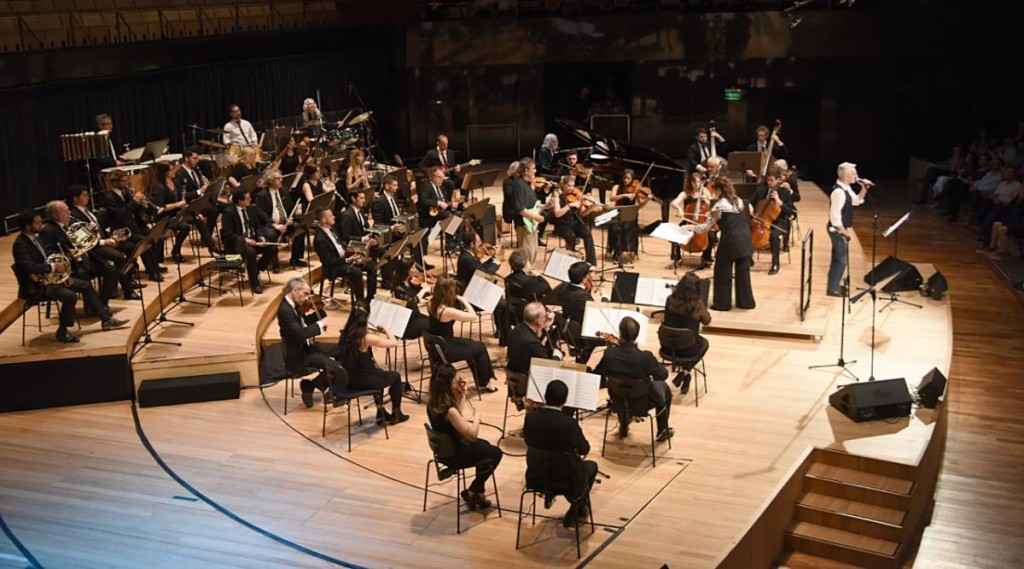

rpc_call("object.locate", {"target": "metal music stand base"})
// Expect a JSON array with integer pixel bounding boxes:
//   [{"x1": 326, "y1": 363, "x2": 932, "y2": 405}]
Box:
[{"x1": 879, "y1": 292, "x2": 922, "y2": 312}]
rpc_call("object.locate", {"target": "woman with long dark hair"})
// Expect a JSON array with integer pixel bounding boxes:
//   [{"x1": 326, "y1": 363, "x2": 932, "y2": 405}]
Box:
[
  {"x1": 391, "y1": 257, "x2": 431, "y2": 339},
  {"x1": 692, "y1": 177, "x2": 755, "y2": 310},
  {"x1": 427, "y1": 276, "x2": 496, "y2": 392},
  {"x1": 661, "y1": 272, "x2": 712, "y2": 393},
  {"x1": 426, "y1": 363, "x2": 503, "y2": 510},
  {"x1": 337, "y1": 307, "x2": 409, "y2": 425}
]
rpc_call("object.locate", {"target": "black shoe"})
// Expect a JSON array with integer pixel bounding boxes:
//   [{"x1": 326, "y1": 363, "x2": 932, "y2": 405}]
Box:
[
  {"x1": 56, "y1": 330, "x2": 80, "y2": 343},
  {"x1": 209, "y1": 246, "x2": 224, "y2": 256},
  {"x1": 656, "y1": 427, "x2": 675, "y2": 442},
  {"x1": 158, "y1": 266, "x2": 169, "y2": 273},
  {"x1": 768, "y1": 264, "x2": 779, "y2": 276},
  {"x1": 252, "y1": 284, "x2": 264, "y2": 294},
  {"x1": 171, "y1": 253, "x2": 187, "y2": 264},
  {"x1": 127, "y1": 281, "x2": 145, "y2": 289},
  {"x1": 147, "y1": 272, "x2": 165, "y2": 282},
  {"x1": 102, "y1": 318, "x2": 129, "y2": 331},
  {"x1": 376, "y1": 409, "x2": 394, "y2": 426},
  {"x1": 672, "y1": 371, "x2": 690, "y2": 388},
  {"x1": 123, "y1": 291, "x2": 142, "y2": 301},
  {"x1": 422, "y1": 262, "x2": 435, "y2": 270},
  {"x1": 681, "y1": 378, "x2": 691, "y2": 395},
  {"x1": 698, "y1": 261, "x2": 712, "y2": 270},
  {"x1": 618, "y1": 423, "x2": 629, "y2": 439},
  {"x1": 389, "y1": 412, "x2": 410, "y2": 425},
  {"x1": 299, "y1": 379, "x2": 314, "y2": 408},
  {"x1": 290, "y1": 260, "x2": 308, "y2": 268}
]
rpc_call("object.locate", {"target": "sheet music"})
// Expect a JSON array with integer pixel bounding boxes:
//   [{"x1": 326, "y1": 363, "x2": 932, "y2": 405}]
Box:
[
  {"x1": 463, "y1": 271, "x2": 503, "y2": 313},
  {"x1": 443, "y1": 214, "x2": 463, "y2": 236},
  {"x1": 427, "y1": 222, "x2": 443, "y2": 244},
  {"x1": 594, "y1": 208, "x2": 620, "y2": 227},
  {"x1": 369, "y1": 299, "x2": 412, "y2": 339},
  {"x1": 543, "y1": 249, "x2": 578, "y2": 282},
  {"x1": 635, "y1": 277, "x2": 677, "y2": 307},
  {"x1": 581, "y1": 303, "x2": 650, "y2": 342},
  {"x1": 527, "y1": 359, "x2": 601, "y2": 411},
  {"x1": 883, "y1": 211, "x2": 911, "y2": 238},
  {"x1": 651, "y1": 222, "x2": 695, "y2": 245}
]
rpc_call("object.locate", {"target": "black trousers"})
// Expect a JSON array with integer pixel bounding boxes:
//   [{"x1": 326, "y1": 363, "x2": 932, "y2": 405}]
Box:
[
  {"x1": 326, "y1": 264, "x2": 367, "y2": 302},
  {"x1": 712, "y1": 255, "x2": 755, "y2": 311},
  {"x1": 553, "y1": 222, "x2": 597, "y2": 265},
  {"x1": 445, "y1": 336, "x2": 494, "y2": 387},
  {"x1": 768, "y1": 218, "x2": 791, "y2": 266},
  {"x1": 172, "y1": 217, "x2": 216, "y2": 255},
  {"x1": 305, "y1": 343, "x2": 347, "y2": 393},
  {"x1": 607, "y1": 220, "x2": 639, "y2": 255},
  {"x1": 351, "y1": 368, "x2": 403, "y2": 413},
  {"x1": 44, "y1": 277, "x2": 106, "y2": 331},
  {"x1": 90, "y1": 245, "x2": 135, "y2": 294},
  {"x1": 231, "y1": 236, "x2": 272, "y2": 287},
  {"x1": 445, "y1": 439, "x2": 503, "y2": 494},
  {"x1": 116, "y1": 233, "x2": 159, "y2": 276}
]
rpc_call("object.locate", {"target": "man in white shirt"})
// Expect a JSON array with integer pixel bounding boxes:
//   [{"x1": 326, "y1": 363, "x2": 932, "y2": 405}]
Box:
[
  {"x1": 826, "y1": 162, "x2": 870, "y2": 297},
  {"x1": 222, "y1": 104, "x2": 258, "y2": 146}
]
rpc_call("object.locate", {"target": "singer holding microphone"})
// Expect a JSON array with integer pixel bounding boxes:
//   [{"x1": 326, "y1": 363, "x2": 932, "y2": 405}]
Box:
[
  {"x1": 826, "y1": 162, "x2": 872, "y2": 298},
  {"x1": 222, "y1": 104, "x2": 258, "y2": 146}
]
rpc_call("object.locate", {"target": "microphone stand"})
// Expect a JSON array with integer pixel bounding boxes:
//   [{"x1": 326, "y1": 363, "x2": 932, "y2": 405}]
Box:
[
  {"x1": 809, "y1": 231, "x2": 859, "y2": 381},
  {"x1": 349, "y1": 83, "x2": 389, "y2": 167}
]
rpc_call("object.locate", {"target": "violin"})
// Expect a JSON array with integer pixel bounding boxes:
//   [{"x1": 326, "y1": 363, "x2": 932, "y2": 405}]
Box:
[
  {"x1": 476, "y1": 242, "x2": 503, "y2": 263},
  {"x1": 298, "y1": 293, "x2": 331, "y2": 321},
  {"x1": 624, "y1": 178, "x2": 654, "y2": 206},
  {"x1": 598, "y1": 332, "x2": 621, "y2": 346}
]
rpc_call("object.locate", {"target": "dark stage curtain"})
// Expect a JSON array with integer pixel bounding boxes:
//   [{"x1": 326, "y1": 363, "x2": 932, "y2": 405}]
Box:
[{"x1": 0, "y1": 47, "x2": 397, "y2": 218}]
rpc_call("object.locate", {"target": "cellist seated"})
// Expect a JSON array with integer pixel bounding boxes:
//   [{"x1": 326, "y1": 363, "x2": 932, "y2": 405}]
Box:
[{"x1": 748, "y1": 166, "x2": 796, "y2": 276}]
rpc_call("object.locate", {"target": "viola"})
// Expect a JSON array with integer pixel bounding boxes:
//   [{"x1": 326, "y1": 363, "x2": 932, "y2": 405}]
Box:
[{"x1": 476, "y1": 242, "x2": 503, "y2": 263}]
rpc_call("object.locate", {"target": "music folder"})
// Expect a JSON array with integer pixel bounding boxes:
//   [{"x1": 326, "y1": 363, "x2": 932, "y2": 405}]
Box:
[
  {"x1": 369, "y1": 298, "x2": 412, "y2": 339},
  {"x1": 464, "y1": 270, "x2": 504, "y2": 314},
  {"x1": 527, "y1": 358, "x2": 600, "y2": 411},
  {"x1": 582, "y1": 301, "x2": 650, "y2": 342},
  {"x1": 543, "y1": 248, "x2": 580, "y2": 282}
]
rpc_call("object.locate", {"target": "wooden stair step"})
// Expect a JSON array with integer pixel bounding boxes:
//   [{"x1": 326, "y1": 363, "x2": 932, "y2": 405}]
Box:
[
  {"x1": 775, "y1": 550, "x2": 867, "y2": 569},
  {"x1": 798, "y1": 492, "x2": 907, "y2": 526},
  {"x1": 806, "y1": 462, "x2": 913, "y2": 495},
  {"x1": 788, "y1": 521, "x2": 900, "y2": 557}
]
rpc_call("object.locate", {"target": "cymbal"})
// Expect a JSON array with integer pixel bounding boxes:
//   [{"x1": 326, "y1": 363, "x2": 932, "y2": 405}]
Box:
[
  {"x1": 348, "y1": 111, "x2": 373, "y2": 126},
  {"x1": 199, "y1": 139, "x2": 225, "y2": 149},
  {"x1": 206, "y1": 127, "x2": 227, "y2": 135}
]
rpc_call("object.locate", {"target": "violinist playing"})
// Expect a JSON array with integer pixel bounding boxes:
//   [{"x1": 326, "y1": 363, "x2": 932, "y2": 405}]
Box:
[
  {"x1": 559, "y1": 151, "x2": 591, "y2": 187},
  {"x1": 506, "y1": 301, "x2": 564, "y2": 410},
  {"x1": 608, "y1": 169, "x2": 643, "y2": 264},
  {"x1": 277, "y1": 277, "x2": 347, "y2": 408},
  {"x1": 391, "y1": 258, "x2": 431, "y2": 339},
  {"x1": 550, "y1": 175, "x2": 598, "y2": 265},
  {"x1": 456, "y1": 231, "x2": 510, "y2": 346},
  {"x1": 670, "y1": 172, "x2": 717, "y2": 271},
  {"x1": 748, "y1": 166, "x2": 796, "y2": 276}
]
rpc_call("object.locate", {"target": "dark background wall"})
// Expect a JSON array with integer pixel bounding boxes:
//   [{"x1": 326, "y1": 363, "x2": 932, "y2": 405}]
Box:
[{"x1": 0, "y1": 3, "x2": 1019, "y2": 218}]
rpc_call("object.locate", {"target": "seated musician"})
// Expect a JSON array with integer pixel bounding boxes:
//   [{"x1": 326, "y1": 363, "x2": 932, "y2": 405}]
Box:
[
  {"x1": 550, "y1": 175, "x2": 598, "y2": 265},
  {"x1": 748, "y1": 166, "x2": 796, "y2": 276},
  {"x1": 456, "y1": 231, "x2": 509, "y2": 346},
  {"x1": 507, "y1": 301, "x2": 562, "y2": 377},
  {"x1": 150, "y1": 161, "x2": 219, "y2": 263},
  {"x1": 391, "y1": 258, "x2": 431, "y2": 339},
  {"x1": 278, "y1": 277, "x2": 347, "y2": 408},
  {"x1": 40, "y1": 200, "x2": 119, "y2": 305},
  {"x1": 88, "y1": 113, "x2": 123, "y2": 186},
  {"x1": 537, "y1": 133, "x2": 559, "y2": 176},
  {"x1": 608, "y1": 169, "x2": 642, "y2": 264},
  {"x1": 428, "y1": 276, "x2": 497, "y2": 392},
  {"x1": 13, "y1": 211, "x2": 127, "y2": 343},
  {"x1": 686, "y1": 127, "x2": 726, "y2": 173},
  {"x1": 744, "y1": 125, "x2": 788, "y2": 180},
  {"x1": 660, "y1": 272, "x2": 712, "y2": 395},
  {"x1": 312, "y1": 207, "x2": 370, "y2": 303},
  {"x1": 338, "y1": 190, "x2": 379, "y2": 300},
  {"x1": 593, "y1": 316, "x2": 673, "y2": 442},
  {"x1": 346, "y1": 149, "x2": 373, "y2": 194},
  {"x1": 220, "y1": 190, "x2": 273, "y2": 294},
  {"x1": 704, "y1": 156, "x2": 724, "y2": 179},
  {"x1": 417, "y1": 166, "x2": 457, "y2": 253},
  {"x1": 505, "y1": 248, "x2": 552, "y2": 304},
  {"x1": 372, "y1": 174, "x2": 423, "y2": 277},
  {"x1": 176, "y1": 149, "x2": 218, "y2": 237},
  {"x1": 97, "y1": 170, "x2": 164, "y2": 282},
  {"x1": 228, "y1": 146, "x2": 262, "y2": 189},
  {"x1": 337, "y1": 307, "x2": 410, "y2": 425},
  {"x1": 669, "y1": 172, "x2": 717, "y2": 270},
  {"x1": 222, "y1": 104, "x2": 258, "y2": 147},
  {"x1": 418, "y1": 134, "x2": 464, "y2": 189},
  {"x1": 560, "y1": 261, "x2": 594, "y2": 327},
  {"x1": 558, "y1": 150, "x2": 588, "y2": 187},
  {"x1": 254, "y1": 169, "x2": 306, "y2": 270},
  {"x1": 523, "y1": 379, "x2": 599, "y2": 528},
  {"x1": 298, "y1": 163, "x2": 335, "y2": 214},
  {"x1": 67, "y1": 186, "x2": 141, "y2": 300}
]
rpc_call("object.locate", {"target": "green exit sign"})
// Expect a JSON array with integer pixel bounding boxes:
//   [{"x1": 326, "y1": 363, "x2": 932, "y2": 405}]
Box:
[{"x1": 724, "y1": 88, "x2": 744, "y2": 102}]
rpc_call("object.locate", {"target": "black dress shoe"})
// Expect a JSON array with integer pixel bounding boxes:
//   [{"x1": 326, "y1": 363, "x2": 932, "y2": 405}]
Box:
[
  {"x1": 252, "y1": 284, "x2": 264, "y2": 294},
  {"x1": 123, "y1": 291, "x2": 142, "y2": 301},
  {"x1": 299, "y1": 379, "x2": 314, "y2": 408},
  {"x1": 768, "y1": 264, "x2": 779, "y2": 276},
  {"x1": 656, "y1": 427, "x2": 675, "y2": 442},
  {"x1": 376, "y1": 409, "x2": 394, "y2": 426},
  {"x1": 389, "y1": 412, "x2": 410, "y2": 425},
  {"x1": 158, "y1": 266, "x2": 169, "y2": 273},
  {"x1": 171, "y1": 253, "x2": 187, "y2": 263},
  {"x1": 148, "y1": 272, "x2": 165, "y2": 282},
  {"x1": 102, "y1": 318, "x2": 129, "y2": 331},
  {"x1": 56, "y1": 330, "x2": 80, "y2": 343},
  {"x1": 290, "y1": 260, "x2": 308, "y2": 268}
]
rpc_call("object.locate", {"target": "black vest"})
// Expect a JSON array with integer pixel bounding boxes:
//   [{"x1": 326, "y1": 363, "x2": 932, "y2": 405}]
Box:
[{"x1": 832, "y1": 183, "x2": 854, "y2": 229}]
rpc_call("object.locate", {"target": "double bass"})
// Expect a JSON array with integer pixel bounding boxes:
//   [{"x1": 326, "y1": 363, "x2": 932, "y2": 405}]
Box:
[{"x1": 758, "y1": 119, "x2": 783, "y2": 178}]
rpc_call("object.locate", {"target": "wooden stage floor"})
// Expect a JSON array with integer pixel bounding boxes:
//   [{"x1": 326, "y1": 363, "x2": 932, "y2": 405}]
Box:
[{"x1": 0, "y1": 181, "x2": 978, "y2": 568}]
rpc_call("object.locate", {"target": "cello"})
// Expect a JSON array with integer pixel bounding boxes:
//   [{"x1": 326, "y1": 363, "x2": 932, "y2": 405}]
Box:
[{"x1": 750, "y1": 177, "x2": 783, "y2": 250}]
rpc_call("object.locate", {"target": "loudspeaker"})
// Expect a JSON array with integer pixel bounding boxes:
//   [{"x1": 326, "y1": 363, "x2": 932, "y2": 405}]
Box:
[
  {"x1": 921, "y1": 270, "x2": 948, "y2": 300},
  {"x1": 138, "y1": 372, "x2": 240, "y2": 408},
  {"x1": 829, "y1": 378, "x2": 913, "y2": 422},
  {"x1": 864, "y1": 256, "x2": 923, "y2": 292},
  {"x1": 916, "y1": 367, "x2": 947, "y2": 408}
]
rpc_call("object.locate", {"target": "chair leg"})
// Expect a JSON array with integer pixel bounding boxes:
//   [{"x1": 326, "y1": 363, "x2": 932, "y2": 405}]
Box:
[
  {"x1": 516, "y1": 490, "x2": 528, "y2": 550},
  {"x1": 649, "y1": 414, "x2": 657, "y2": 467},
  {"x1": 491, "y1": 472, "x2": 502, "y2": 517},
  {"x1": 423, "y1": 459, "x2": 434, "y2": 512},
  {"x1": 346, "y1": 399, "x2": 352, "y2": 452},
  {"x1": 601, "y1": 408, "x2": 609, "y2": 457}
]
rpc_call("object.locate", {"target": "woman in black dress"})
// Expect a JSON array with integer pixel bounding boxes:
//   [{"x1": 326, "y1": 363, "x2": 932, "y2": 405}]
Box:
[
  {"x1": 391, "y1": 257, "x2": 431, "y2": 339},
  {"x1": 337, "y1": 307, "x2": 409, "y2": 425},
  {"x1": 660, "y1": 272, "x2": 712, "y2": 393},
  {"x1": 427, "y1": 276, "x2": 496, "y2": 392},
  {"x1": 228, "y1": 146, "x2": 262, "y2": 189},
  {"x1": 550, "y1": 175, "x2": 598, "y2": 265},
  {"x1": 693, "y1": 177, "x2": 755, "y2": 311},
  {"x1": 426, "y1": 363, "x2": 503, "y2": 510},
  {"x1": 607, "y1": 168, "x2": 642, "y2": 263}
]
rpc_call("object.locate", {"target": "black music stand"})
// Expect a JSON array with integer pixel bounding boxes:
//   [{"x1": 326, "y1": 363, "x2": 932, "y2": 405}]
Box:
[
  {"x1": 138, "y1": 138, "x2": 171, "y2": 164},
  {"x1": 374, "y1": 235, "x2": 410, "y2": 273},
  {"x1": 463, "y1": 169, "x2": 501, "y2": 203},
  {"x1": 605, "y1": 203, "x2": 640, "y2": 273},
  {"x1": 879, "y1": 211, "x2": 921, "y2": 311},
  {"x1": 127, "y1": 218, "x2": 190, "y2": 357},
  {"x1": 592, "y1": 207, "x2": 620, "y2": 282},
  {"x1": 407, "y1": 227, "x2": 430, "y2": 273},
  {"x1": 850, "y1": 271, "x2": 903, "y2": 382},
  {"x1": 169, "y1": 190, "x2": 215, "y2": 301},
  {"x1": 727, "y1": 151, "x2": 761, "y2": 180},
  {"x1": 461, "y1": 197, "x2": 491, "y2": 241}
]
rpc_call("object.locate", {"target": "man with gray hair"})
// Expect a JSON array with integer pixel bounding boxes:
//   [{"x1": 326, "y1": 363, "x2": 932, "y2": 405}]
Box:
[
  {"x1": 826, "y1": 162, "x2": 871, "y2": 297},
  {"x1": 507, "y1": 301, "x2": 561, "y2": 377},
  {"x1": 277, "y1": 277, "x2": 347, "y2": 408}
]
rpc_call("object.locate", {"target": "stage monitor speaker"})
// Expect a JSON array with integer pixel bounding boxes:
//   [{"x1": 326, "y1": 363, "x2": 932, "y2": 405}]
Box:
[
  {"x1": 138, "y1": 372, "x2": 240, "y2": 408},
  {"x1": 864, "y1": 256, "x2": 922, "y2": 293},
  {"x1": 916, "y1": 367, "x2": 947, "y2": 409},
  {"x1": 829, "y1": 378, "x2": 912, "y2": 422},
  {"x1": 921, "y1": 270, "x2": 948, "y2": 300}
]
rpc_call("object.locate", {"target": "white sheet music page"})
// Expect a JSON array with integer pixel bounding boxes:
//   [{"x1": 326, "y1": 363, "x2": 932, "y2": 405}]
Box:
[
  {"x1": 651, "y1": 222, "x2": 695, "y2": 245},
  {"x1": 427, "y1": 222, "x2": 443, "y2": 244},
  {"x1": 463, "y1": 271, "x2": 503, "y2": 313},
  {"x1": 581, "y1": 303, "x2": 650, "y2": 341},
  {"x1": 527, "y1": 359, "x2": 601, "y2": 411},
  {"x1": 635, "y1": 277, "x2": 677, "y2": 307},
  {"x1": 369, "y1": 299, "x2": 412, "y2": 339},
  {"x1": 543, "y1": 249, "x2": 578, "y2": 282}
]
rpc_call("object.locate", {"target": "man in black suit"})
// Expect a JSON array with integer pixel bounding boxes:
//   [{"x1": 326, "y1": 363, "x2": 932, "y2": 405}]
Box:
[
  {"x1": 96, "y1": 171, "x2": 163, "y2": 281},
  {"x1": 418, "y1": 134, "x2": 463, "y2": 188},
  {"x1": 312, "y1": 207, "x2": 369, "y2": 302},
  {"x1": 12, "y1": 211, "x2": 127, "y2": 343},
  {"x1": 560, "y1": 261, "x2": 593, "y2": 327},
  {"x1": 39, "y1": 200, "x2": 119, "y2": 304},
  {"x1": 507, "y1": 301, "x2": 560, "y2": 376},
  {"x1": 253, "y1": 169, "x2": 306, "y2": 270},
  {"x1": 686, "y1": 127, "x2": 726, "y2": 173},
  {"x1": 176, "y1": 149, "x2": 221, "y2": 237},
  {"x1": 456, "y1": 230, "x2": 508, "y2": 345},
  {"x1": 505, "y1": 248, "x2": 552, "y2": 303},
  {"x1": 220, "y1": 189, "x2": 272, "y2": 294},
  {"x1": 277, "y1": 277, "x2": 347, "y2": 407},
  {"x1": 338, "y1": 190, "x2": 379, "y2": 299},
  {"x1": 523, "y1": 379, "x2": 599, "y2": 527},
  {"x1": 593, "y1": 316, "x2": 673, "y2": 442},
  {"x1": 416, "y1": 165, "x2": 456, "y2": 244},
  {"x1": 745, "y1": 125, "x2": 788, "y2": 179},
  {"x1": 67, "y1": 186, "x2": 141, "y2": 300},
  {"x1": 748, "y1": 166, "x2": 797, "y2": 276},
  {"x1": 372, "y1": 174, "x2": 423, "y2": 274}
]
